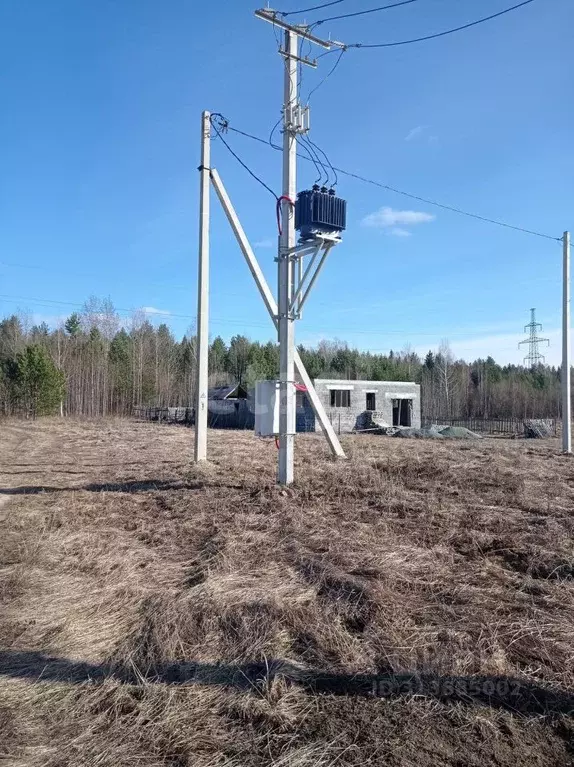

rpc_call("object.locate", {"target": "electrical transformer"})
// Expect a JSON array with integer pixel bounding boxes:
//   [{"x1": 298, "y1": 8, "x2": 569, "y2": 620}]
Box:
[{"x1": 295, "y1": 186, "x2": 347, "y2": 240}]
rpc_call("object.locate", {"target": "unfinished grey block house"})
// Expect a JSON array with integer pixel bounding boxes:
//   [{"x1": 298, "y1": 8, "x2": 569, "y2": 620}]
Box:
[{"x1": 305, "y1": 379, "x2": 421, "y2": 433}]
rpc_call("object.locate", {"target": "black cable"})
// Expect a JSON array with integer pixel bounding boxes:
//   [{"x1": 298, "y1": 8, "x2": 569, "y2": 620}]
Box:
[
  {"x1": 209, "y1": 114, "x2": 278, "y2": 200},
  {"x1": 348, "y1": 0, "x2": 537, "y2": 48},
  {"x1": 224, "y1": 122, "x2": 560, "y2": 241},
  {"x1": 280, "y1": 0, "x2": 347, "y2": 17},
  {"x1": 270, "y1": 114, "x2": 326, "y2": 183},
  {"x1": 305, "y1": 46, "x2": 346, "y2": 104},
  {"x1": 323, "y1": 166, "x2": 559, "y2": 240},
  {"x1": 313, "y1": 0, "x2": 421, "y2": 25},
  {"x1": 269, "y1": 116, "x2": 282, "y2": 149},
  {"x1": 300, "y1": 134, "x2": 329, "y2": 184},
  {"x1": 305, "y1": 135, "x2": 338, "y2": 186}
]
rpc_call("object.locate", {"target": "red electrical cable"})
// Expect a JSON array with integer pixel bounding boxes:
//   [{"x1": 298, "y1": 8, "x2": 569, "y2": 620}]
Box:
[
  {"x1": 276, "y1": 195, "x2": 294, "y2": 236},
  {"x1": 275, "y1": 436, "x2": 280, "y2": 450}
]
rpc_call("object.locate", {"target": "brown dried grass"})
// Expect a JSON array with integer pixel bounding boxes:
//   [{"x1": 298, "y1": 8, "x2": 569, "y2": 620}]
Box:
[{"x1": 0, "y1": 419, "x2": 573, "y2": 766}]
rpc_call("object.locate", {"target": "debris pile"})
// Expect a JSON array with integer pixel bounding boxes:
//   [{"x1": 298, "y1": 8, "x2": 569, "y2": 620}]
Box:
[
  {"x1": 389, "y1": 425, "x2": 482, "y2": 440},
  {"x1": 523, "y1": 419, "x2": 554, "y2": 438},
  {"x1": 393, "y1": 426, "x2": 445, "y2": 439},
  {"x1": 438, "y1": 426, "x2": 482, "y2": 440}
]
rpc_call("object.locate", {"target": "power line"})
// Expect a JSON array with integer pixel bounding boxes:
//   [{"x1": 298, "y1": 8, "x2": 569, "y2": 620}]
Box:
[
  {"x1": 305, "y1": 46, "x2": 346, "y2": 104},
  {"x1": 325, "y1": 167, "x2": 559, "y2": 241},
  {"x1": 299, "y1": 134, "x2": 329, "y2": 184},
  {"x1": 0, "y1": 293, "x2": 272, "y2": 329},
  {"x1": 313, "y1": 0, "x2": 421, "y2": 25},
  {"x1": 1, "y1": 293, "x2": 546, "y2": 340},
  {"x1": 346, "y1": 0, "x2": 537, "y2": 49},
  {"x1": 280, "y1": 0, "x2": 347, "y2": 17},
  {"x1": 304, "y1": 134, "x2": 338, "y2": 186},
  {"x1": 223, "y1": 121, "x2": 560, "y2": 241},
  {"x1": 209, "y1": 113, "x2": 278, "y2": 200}
]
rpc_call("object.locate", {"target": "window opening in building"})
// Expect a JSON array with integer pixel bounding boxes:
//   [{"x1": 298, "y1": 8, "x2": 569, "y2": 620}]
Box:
[{"x1": 330, "y1": 389, "x2": 351, "y2": 408}]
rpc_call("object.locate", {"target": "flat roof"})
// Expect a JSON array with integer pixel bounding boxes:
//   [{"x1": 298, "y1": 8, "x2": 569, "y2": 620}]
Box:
[{"x1": 314, "y1": 379, "x2": 419, "y2": 386}]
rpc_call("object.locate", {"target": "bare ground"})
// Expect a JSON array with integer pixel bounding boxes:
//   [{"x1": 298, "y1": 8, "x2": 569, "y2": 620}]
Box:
[{"x1": 0, "y1": 419, "x2": 573, "y2": 766}]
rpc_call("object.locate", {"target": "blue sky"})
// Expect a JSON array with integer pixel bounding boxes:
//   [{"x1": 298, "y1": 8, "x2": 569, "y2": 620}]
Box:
[{"x1": 2, "y1": 0, "x2": 573, "y2": 364}]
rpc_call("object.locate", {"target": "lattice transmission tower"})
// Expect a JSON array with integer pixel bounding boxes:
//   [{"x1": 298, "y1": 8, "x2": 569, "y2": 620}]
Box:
[{"x1": 518, "y1": 308, "x2": 549, "y2": 366}]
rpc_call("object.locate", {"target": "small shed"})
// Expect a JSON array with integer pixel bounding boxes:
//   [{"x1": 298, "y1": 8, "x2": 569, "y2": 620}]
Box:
[
  {"x1": 208, "y1": 383, "x2": 249, "y2": 400},
  {"x1": 208, "y1": 383, "x2": 253, "y2": 428}
]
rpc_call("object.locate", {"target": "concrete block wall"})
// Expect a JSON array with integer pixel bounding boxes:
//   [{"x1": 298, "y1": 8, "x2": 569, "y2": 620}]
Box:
[{"x1": 310, "y1": 379, "x2": 421, "y2": 433}]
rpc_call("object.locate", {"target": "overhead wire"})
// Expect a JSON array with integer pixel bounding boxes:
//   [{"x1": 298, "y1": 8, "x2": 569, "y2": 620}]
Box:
[
  {"x1": 345, "y1": 0, "x2": 537, "y2": 48},
  {"x1": 280, "y1": 0, "x2": 347, "y2": 17},
  {"x1": 0, "y1": 293, "x2": 548, "y2": 340},
  {"x1": 312, "y1": 0, "x2": 422, "y2": 25},
  {"x1": 299, "y1": 134, "x2": 329, "y2": 184},
  {"x1": 304, "y1": 45, "x2": 346, "y2": 104},
  {"x1": 209, "y1": 113, "x2": 278, "y2": 201},
  {"x1": 223, "y1": 120, "x2": 560, "y2": 241},
  {"x1": 304, "y1": 134, "x2": 338, "y2": 186}
]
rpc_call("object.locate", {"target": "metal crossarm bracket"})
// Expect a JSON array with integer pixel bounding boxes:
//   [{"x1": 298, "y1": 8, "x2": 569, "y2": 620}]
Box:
[
  {"x1": 209, "y1": 167, "x2": 346, "y2": 460},
  {"x1": 289, "y1": 237, "x2": 338, "y2": 316}
]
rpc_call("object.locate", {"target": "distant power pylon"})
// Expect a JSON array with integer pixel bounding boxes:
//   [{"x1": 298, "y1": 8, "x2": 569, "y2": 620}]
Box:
[{"x1": 518, "y1": 308, "x2": 550, "y2": 366}]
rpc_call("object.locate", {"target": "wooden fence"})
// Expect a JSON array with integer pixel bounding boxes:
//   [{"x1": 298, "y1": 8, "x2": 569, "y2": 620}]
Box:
[{"x1": 133, "y1": 406, "x2": 255, "y2": 430}]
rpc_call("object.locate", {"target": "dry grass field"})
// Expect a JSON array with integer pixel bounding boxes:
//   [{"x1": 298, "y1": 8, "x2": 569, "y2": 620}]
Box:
[{"x1": 0, "y1": 419, "x2": 573, "y2": 766}]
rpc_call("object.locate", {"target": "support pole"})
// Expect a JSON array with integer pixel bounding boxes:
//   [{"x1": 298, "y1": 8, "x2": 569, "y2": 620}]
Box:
[
  {"x1": 210, "y1": 168, "x2": 346, "y2": 459},
  {"x1": 194, "y1": 110, "x2": 211, "y2": 462},
  {"x1": 278, "y1": 29, "x2": 298, "y2": 485},
  {"x1": 562, "y1": 231, "x2": 571, "y2": 453}
]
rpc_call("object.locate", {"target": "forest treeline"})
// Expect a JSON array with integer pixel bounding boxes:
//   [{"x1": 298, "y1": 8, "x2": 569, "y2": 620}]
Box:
[{"x1": 0, "y1": 297, "x2": 566, "y2": 420}]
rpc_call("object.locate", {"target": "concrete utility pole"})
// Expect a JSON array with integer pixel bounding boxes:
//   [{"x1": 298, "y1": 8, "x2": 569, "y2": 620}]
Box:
[
  {"x1": 194, "y1": 110, "x2": 211, "y2": 462},
  {"x1": 562, "y1": 231, "x2": 571, "y2": 454},
  {"x1": 277, "y1": 28, "x2": 298, "y2": 485},
  {"x1": 194, "y1": 12, "x2": 346, "y2": 478},
  {"x1": 254, "y1": 9, "x2": 339, "y2": 484}
]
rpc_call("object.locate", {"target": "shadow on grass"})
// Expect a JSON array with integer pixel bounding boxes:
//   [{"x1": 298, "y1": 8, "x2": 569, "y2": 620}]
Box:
[
  {"x1": 0, "y1": 650, "x2": 572, "y2": 717},
  {"x1": 0, "y1": 480, "x2": 205, "y2": 494}
]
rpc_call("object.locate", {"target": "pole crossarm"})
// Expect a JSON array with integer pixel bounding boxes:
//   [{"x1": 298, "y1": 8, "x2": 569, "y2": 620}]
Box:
[
  {"x1": 210, "y1": 167, "x2": 346, "y2": 459},
  {"x1": 255, "y1": 8, "x2": 334, "y2": 49}
]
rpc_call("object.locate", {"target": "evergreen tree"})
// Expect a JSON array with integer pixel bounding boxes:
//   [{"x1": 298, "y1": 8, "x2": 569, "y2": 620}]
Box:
[
  {"x1": 65, "y1": 313, "x2": 81, "y2": 337},
  {"x1": 9, "y1": 345, "x2": 65, "y2": 418}
]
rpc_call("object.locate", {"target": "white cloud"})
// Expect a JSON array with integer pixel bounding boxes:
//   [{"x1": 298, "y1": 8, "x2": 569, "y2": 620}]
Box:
[
  {"x1": 142, "y1": 306, "x2": 170, "y2": 316},
  {"x1": 362, "y1": 207, "x2": 435, "y2": 235},
  {"x1": 253, "y1": 238, "x2": 274, "y2": 249},
  {"x1": 405, "y1": 125, "x2": 424, "y2": 141}
]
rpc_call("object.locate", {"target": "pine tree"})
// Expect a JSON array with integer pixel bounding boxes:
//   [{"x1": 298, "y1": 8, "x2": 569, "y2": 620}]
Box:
[
  {"x1": 9, "y1": 345, "x2": 65, "y2": 418},
  {"x1": 65, "y1": 313, "x2": 81, "y2": 337}
]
